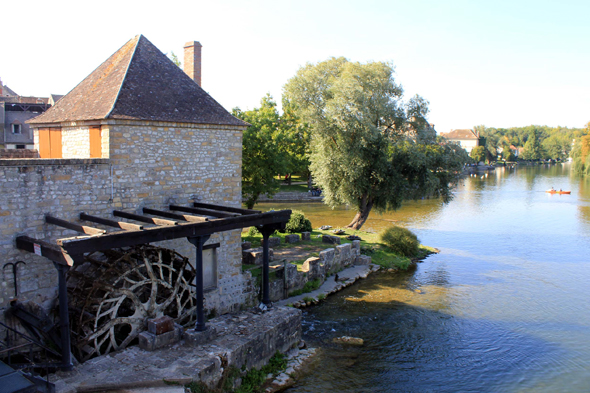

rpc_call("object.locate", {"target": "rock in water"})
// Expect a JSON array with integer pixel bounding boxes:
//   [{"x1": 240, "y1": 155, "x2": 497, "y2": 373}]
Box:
[{"x1": 332, "y1": 336, "x2": 364, "y2": 346}]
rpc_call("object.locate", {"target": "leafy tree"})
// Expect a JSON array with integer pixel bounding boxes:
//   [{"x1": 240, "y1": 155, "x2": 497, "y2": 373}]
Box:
[
  {"x1": 168, "y1": 51, "x2": 181, "y2": 68},
  {"x1": 573, "y1": 130, "x2": 590, "y2": 175},
  {"x1": 283, "y1": 57, "x2": 467, "y2": 230},
  {"x1": 470, "y1": 146, "x2": 486, "y2": 163},
  {"x1": 277, "y1": 98, "x2": 311, "y2": 184},
  {"x1": 520, "y1": 130, "x2": 544, "y2": 160},
  {"x1": 542, "y1": 134, "x2": 571, "y2": 160},
  {"x1": 233, "y1": 95, "x2": 286, "y2": 208},
  {"x1": 503, "y1": 149, "x2": 516, "y2": 162}
]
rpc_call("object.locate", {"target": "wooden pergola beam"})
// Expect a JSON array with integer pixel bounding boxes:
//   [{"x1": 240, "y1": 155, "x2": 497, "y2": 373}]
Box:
[
  {"x1": 170, "y1": 204, "x2": 239, "y2": 218},
  {"x1": 80, "y1": 212, "x2": 144, "y2": 231},
  {"x1": 142, "y1": 207, "x2": 208, "y2": 223},
  {"x1": 58, "y1": 210, "x2": 291, "y2": 255},
  {"x1": 45, "y1": 215, "x2": 106, "y2": 235},
  {"x1": 113, "y1": 210, "x2": 178, "y2": 226},
  {"x1": 15, "y1": 236, "x2": 75, "y2": 266},
  {"x1": 192, "y1": 202, "x2": 261, "y2": 215}
]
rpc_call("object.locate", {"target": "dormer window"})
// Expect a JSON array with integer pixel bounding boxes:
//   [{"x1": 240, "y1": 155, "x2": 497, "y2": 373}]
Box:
[{"x1": 12, "y1": 123, "x2": 21, "y2": 134}]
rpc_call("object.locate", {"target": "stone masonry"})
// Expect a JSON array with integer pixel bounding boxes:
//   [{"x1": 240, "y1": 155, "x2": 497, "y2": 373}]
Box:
[{"x1": 0, "y1": 119, "x2": 248, "y2": 317}]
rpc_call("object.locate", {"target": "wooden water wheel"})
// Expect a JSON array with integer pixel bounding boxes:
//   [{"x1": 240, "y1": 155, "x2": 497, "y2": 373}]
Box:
[{"x1": 67, "y1": 245, "x2": 196, "y2": 361}]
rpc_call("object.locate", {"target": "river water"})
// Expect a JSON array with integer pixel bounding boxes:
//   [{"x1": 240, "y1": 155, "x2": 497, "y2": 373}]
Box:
[{"x1": 257, "y1": 164, "x2": 590, "y2": 392}]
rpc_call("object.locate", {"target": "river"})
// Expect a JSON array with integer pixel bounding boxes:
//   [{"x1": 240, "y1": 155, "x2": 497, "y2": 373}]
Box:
[{"x1": 256, "y1": 164, "x2": 590, "y2": 392}]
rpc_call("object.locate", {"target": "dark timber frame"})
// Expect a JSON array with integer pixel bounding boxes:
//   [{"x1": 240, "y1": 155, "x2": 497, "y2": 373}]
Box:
[{"x1": 15, "y1": 202, "x2": 291, "y2": 370}]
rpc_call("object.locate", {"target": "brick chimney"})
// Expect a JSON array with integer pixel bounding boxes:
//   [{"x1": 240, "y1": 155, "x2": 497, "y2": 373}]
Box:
[{"x1": 183, "y1": 41, "x2": 202, "y2": 87}]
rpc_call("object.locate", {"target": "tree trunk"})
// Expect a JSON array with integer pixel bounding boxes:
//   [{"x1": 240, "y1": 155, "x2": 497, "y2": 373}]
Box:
[
  {"x1": 307, "y1": 172, "x2": 312, "y2": 190},
  {"x1": 345, "y1": 198, "x2": 373, "y2": 230}
]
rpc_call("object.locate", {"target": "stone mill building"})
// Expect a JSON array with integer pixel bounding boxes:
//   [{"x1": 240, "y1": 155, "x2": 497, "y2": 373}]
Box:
[{"x1": 0, "y1": 35, "x2": 258, "y2": 321}]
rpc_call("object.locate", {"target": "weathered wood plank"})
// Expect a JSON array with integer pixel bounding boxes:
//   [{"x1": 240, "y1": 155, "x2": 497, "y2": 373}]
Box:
[
  {"x1": 142, "y1": 207, "x2": 208, "y2": 223},
  {"x1": 46, "y1": 215, "x2": 106, "y2": 235},
  {"x1": 192, "y1": 202, "x2": 261, "y2": 215},
  {"x1": 113, "y1": 210, "x2": 178, "y2": 226},
  {"x1": 80, "y1": 213, "x2": 144, "y2": 231},
  {"x1": 170, "y1": 205, "x2": 239, "y2": 218},
  {"x1": 15, "y1": 236, "x2": 75, "y2": 266}
]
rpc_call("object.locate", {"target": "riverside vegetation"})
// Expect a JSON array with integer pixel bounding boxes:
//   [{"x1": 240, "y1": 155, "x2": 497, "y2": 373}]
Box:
[{"x1": 243, "y1": 211, "x2": 435, "y2": 276}]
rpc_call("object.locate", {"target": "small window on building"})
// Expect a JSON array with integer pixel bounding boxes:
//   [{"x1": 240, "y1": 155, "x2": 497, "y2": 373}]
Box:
[
  {"x1": 16, "y1": 145, "x2": 25, "y2": 149},
  {"x1": 12, "y1": 123, "x2": 21, "y2": 134}
]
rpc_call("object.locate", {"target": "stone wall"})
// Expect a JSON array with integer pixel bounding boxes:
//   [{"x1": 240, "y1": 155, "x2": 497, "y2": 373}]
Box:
[
  {"x1": 255, "y1": 191, "x2": 322, "y2": 203},
  {"x1": 265, "y1": 241, "x2": 363, "y2": 302},
  {"x1": 61, "y1": 126, "x2": 93, "y2": 158},
  {"x1": 0, "y1": 119, "x2": 249, "y2": 319},
  {"x1": 0, "y1": 149, "x2": 39, "y2": 158}
]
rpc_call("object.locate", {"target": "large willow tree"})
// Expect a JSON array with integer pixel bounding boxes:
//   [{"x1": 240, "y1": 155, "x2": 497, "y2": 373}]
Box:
[{"x1": 283, "y1": 57, "x2": 467, "y2": 229}]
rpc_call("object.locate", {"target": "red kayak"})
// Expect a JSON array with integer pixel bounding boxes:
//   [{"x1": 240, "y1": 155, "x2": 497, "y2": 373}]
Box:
[{"x1": 546, "y1": 190, "x2": 571, "y2": 195}]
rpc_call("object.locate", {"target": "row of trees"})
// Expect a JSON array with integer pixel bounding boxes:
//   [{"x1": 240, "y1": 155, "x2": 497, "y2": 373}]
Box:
[
  {"x1": 572, "y1": 123, "x2": 590, "y2": 175},
  {"x1": 475, "y1": 125, "x2": 587, "y2": 162},
  {"x1": 235, "y1": 57, "x2": 469, "y2": 229}
]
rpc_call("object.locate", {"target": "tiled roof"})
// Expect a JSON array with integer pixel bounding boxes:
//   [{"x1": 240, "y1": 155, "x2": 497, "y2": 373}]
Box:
[
  {"x1": 441, "y1": 129, "x2": 478, "y2": 139},
  {"x1": 0, "y1": 96, "x2": 49, "y2": 104},
  {"x1": 1, "y1": 84, "x2": 18, "y2": 96},
  {"x1": 29, "y1": 35, "x2": 246, "y2": 127}
]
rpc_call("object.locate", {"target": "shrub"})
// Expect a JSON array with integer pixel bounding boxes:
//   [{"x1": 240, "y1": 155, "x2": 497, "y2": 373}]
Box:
[
  {"x1": 379, "y1": 226, "x2": 419, "y2": 257},
  {"x1": 285, "y1": 210, "x2": 312, "y2": 233},
  {"x1": 247, "y1": 226, "x2": 260, "y2": 236}
]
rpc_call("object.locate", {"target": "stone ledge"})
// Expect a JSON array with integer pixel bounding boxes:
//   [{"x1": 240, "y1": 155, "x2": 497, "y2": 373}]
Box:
[{"x1": 0, "y1": 158, "x2": 110, "y2": 166}]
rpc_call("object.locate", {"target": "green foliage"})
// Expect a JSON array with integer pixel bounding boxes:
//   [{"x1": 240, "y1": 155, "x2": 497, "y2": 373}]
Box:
[
  {"x1": 303, "y1": 296, "x2": 314, "y2": 303},
  {"x1": 233, "y1": 95, "x2": 284, "y2": 209},
  {"x1": 470, "y1": 146, "x2": 486, "y2": 163},
  {"x1": 235, "y1": 352, "x2": 287, "y2": 393},
  {"x1": 288, "y1": 278, "x2": 321, "y2": 297},
  {"x1": 167, "y1": 51, "x2": 181, "y2": 68},
  {"x1": 247, "y1": 226, "x2": 260, "y2": 236},
  {"x1": 285, "y1": 210, "x2": 312, "y2": 233},
  {"x1": 503, "y1": 149, "x2": 516, "y2": 161},
  {"x1": 283, "y1": 57, "x2": 467, "y2": 230},
  {"x1": 521, "y1": 130, "x2": 544, "y2": 160},
  {"x1": 185, "y1": 381, "x2": 210, "y2": 393},
  {"x1": 479, "y1": 124, "x2": 586, "y2": 161},
  {"x1": 317, "y1": 293, "x2": 326, "y2": 301},
  {"x1": 573, "y1": 133, "x2": 590, "y2": 175},
  {"x1": 380, "y1": 226, "x2": 419, "y2": 257}
]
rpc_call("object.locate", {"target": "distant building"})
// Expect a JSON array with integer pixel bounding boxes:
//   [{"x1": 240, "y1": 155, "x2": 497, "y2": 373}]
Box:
[
  {"x1": 440, "y1": 129, "x2": 480, "y2": 154},
  {"x1": 0, "y1": 91, "x2": 51, "y2": 149}
]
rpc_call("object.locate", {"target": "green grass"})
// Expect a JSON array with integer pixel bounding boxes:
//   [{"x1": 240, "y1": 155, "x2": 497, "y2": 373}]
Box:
[
  {"x1": 288, "y1": 278, "x2": 321, "y2": 297},
  {"x1": 234, "y1": 352, "x2": 288, "y2": 393}
]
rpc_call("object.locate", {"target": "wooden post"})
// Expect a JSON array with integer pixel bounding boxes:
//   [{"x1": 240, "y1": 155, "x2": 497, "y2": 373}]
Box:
[
  {"x1": 188, "y1": 235, "x2": 211, "y2": 331},
  {"x1": 55, "y1": 262, "x2": 73, "y2": 370},
  {"x1": 260, "y1": 227, "x2": 275, "y2": 306}
]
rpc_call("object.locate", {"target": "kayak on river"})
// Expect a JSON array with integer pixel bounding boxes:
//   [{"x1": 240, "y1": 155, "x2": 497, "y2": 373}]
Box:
[{"x1": 546, "y1": 189, "x2": 571, "y2": 194}]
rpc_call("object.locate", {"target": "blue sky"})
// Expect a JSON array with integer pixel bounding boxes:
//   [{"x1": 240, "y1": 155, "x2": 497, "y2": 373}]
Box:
[{"x1": 2, "y1": 0, "x2": 588, "y2": 133}]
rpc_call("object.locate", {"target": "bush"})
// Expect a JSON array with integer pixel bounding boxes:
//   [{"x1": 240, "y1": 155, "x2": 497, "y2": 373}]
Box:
[
  {"x1": 380, "y1": 226, "x2": 419, "y2": 257},
  {"x1": 247, "y1": 226, "x2": 260, "y2": 236},
  {"x1": 285, "y1": 210, "x2": 312, "y2": 233}
]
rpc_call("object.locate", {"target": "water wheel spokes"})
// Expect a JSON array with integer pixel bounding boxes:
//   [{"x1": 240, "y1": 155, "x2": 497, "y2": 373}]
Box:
[{"x1": 68, "y1": 245, "x2": 197, "y2": 361}]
